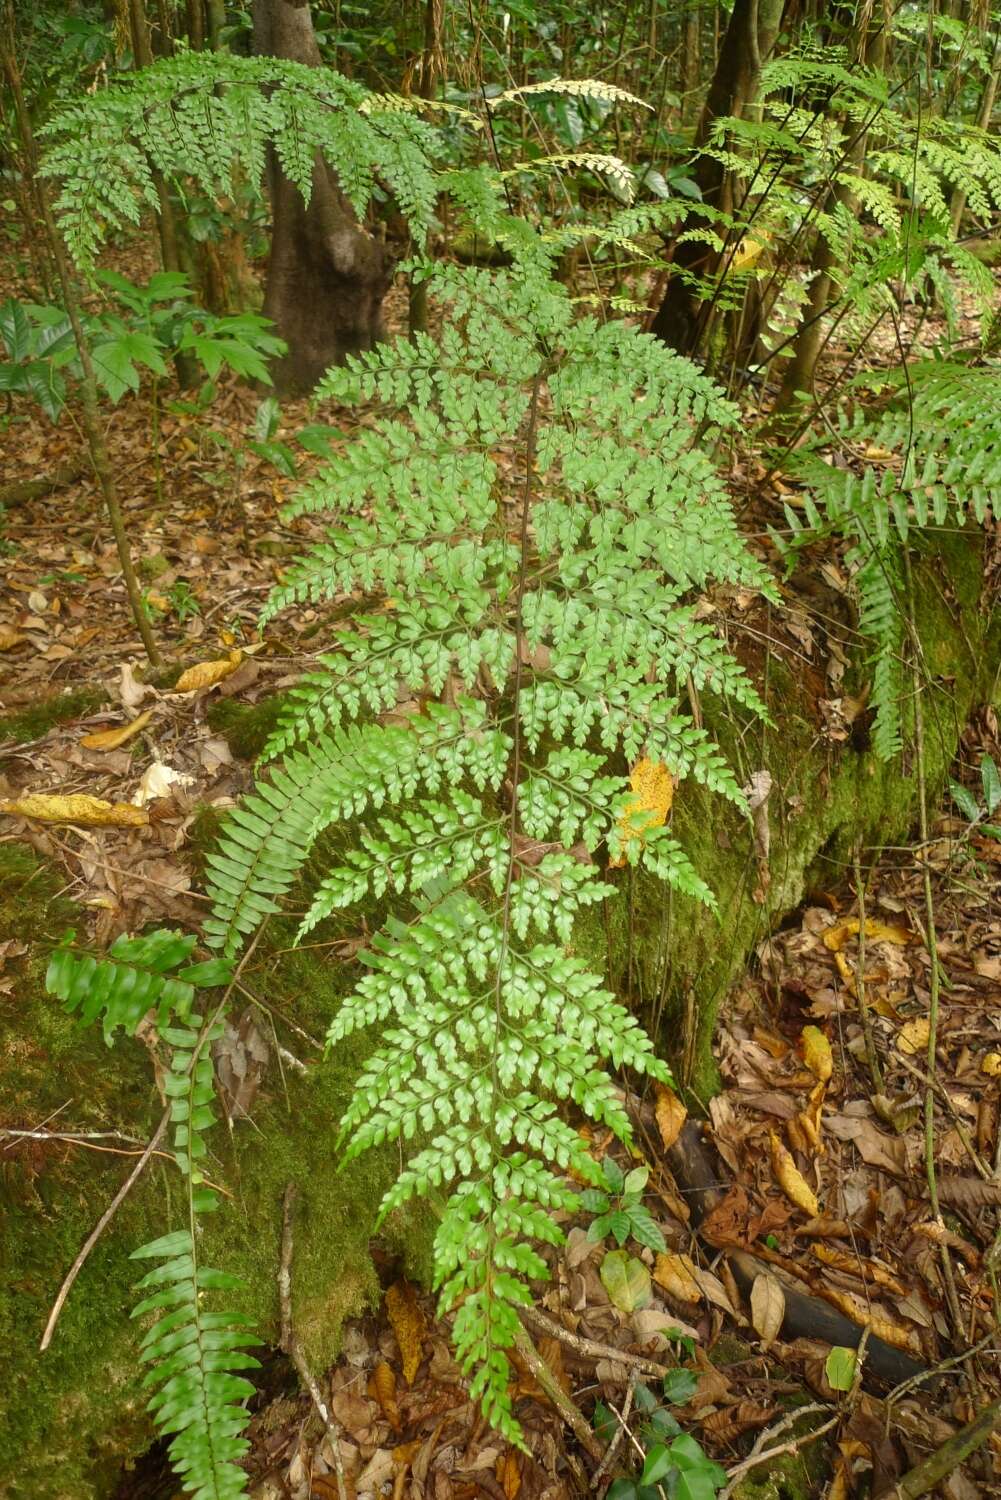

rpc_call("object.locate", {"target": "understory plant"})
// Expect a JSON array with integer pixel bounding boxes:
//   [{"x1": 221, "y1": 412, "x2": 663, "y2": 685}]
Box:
[
  {"x1": 47, "y1": 247, "x2": 773, "y2": 1490},
  {"x1": 775, "y1": 358, "x2": 1001, "y2": 759}
]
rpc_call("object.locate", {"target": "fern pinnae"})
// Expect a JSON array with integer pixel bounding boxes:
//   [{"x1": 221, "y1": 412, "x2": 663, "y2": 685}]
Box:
[{"x1": 133, "y1": 1004, "x2": 258, "y2": 1500}]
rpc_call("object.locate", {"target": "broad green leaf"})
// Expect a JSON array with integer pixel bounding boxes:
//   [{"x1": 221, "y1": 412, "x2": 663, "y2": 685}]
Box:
[
  {"x1": 825, "y1": 1345, "x2": 857, "y2": 1391},
  {"x1": 600, "y1": 1250, "x2": 651, "y2": 1312},
  {"x1": 0, "y1": 298, "x2": 31, "y2": 361}
]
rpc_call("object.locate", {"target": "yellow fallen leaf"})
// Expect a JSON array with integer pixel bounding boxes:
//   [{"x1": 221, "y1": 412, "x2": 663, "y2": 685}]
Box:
[
  {"x1": 80, "y1": 709, "x2": 154, "y2": 751},
  {"x1": 385, "y1": 1278, "x2": 426, "y2": 1386},
  {"x1": 654, "y1": 1082, "x2": 687, "y2": 1151},
  {"x1": 769, "y1": 1131, "x2": 819, "y2": 1217},
  {"x1": 0, "y1": 625, "x2": 25, "y2": 651},
  {"x1": 981, "y1": 1052, "x2": 1001, "y2": 1077},
  {"x1": 0, "y1": 794, "x2": 148, "y2": 827},
  {"x1": 173, "y1": 650, "x2": 242, "y2": 694},
  {"x1": 369, "y1": 1360, "x2": 401, "y2": 1431},
  {"x1": 820, "y1": 1286, "x2": 921, "y2": 1356},
  {"x1": 801, "y1": 1025, "x2": 833, "y2": 1083},
  {"x1": 609, "y1": 757, "x2": 673, "y2": 868},
  {"x1": 897, "y1": 1016, "x2": 930, "y2": 1056},
  {"x1": 797, "y1": 1078, "x2": 827, "y2": 1157},
  {"x1": 731, "y1": 235, "x2": 766, "y2": 272},
  {"x1": 823, "y1": 917, "x2": 912, "y2": 952},
  {"x1": 653, "y1": 1251, "x2": 701, "y2": 1303}
]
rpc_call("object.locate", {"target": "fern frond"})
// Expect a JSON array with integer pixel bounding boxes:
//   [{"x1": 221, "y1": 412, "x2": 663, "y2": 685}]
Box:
[
  {"x1": 488, "y1": 78, "x2": 652, "y2": 112},
  {"x1": 207, "y1": 256, "x2": 770, "y2": 1438},
  {"x1": 45, "y1": 930, "x2": 226, "y2": 1043},
  {"x1": 132, "y1": 1008, "x2": 258, "y2": 1499}
]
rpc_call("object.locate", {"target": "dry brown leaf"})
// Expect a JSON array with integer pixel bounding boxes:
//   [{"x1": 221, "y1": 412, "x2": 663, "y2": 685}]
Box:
[
  {"x1": 935, "y1": 1175, "x2": 1001, "y2": 1209},
  {"x1": 119, "y1": 662, "x2": 148, "y2": 709},
  {"x1": 497, "y1": 1449, "x2": 521, "y2": 1500},
  {"x1": 653, "y1": 1251, "x2": 701, "y2": 1303},
  {"x1": 608, "y1": 757, "x2": 673, "y2": 868},
  {"x1": 801, "y1": 1026, "x2": 833, "y2": 1083},
  {"x1": 0, "y1": 793, "x2": 149, "y2": 828},
  {"x1": 749, "y1": 1273, "x2": 785, "y2": 1350},
  {"x1": 897, "y1": 1016, "x2": 930, "y2": 1056},
  {"x1": 385, "y1": 1278, "x2": 426, "y2": 1385},
  {"x1": 688, "y1": 1262, "x2": 738, "y2": 1316},
  {"x1": 825, "y1": 1114, "x2": 909, "y2": 1175},
  {"x1": 654, "y1": 1082, "x2": 687, "y2": 1151},
  {"x1": 769, "y1": 1131, "x2": 820, "y2": 1216},
  {"x1": 392, "y1": 1441, "x2": 422, "y2": 1469},
  {"x1": 701, "y1": 1400, "x2": 777, "y2": 1442},
  {"x1": 370, "y1": 1360, "x2": 401, "y2": 1431},
  {"x1": 0, "y1": 625, "x2": 25, "y2": 650},
  {"x1": 823, "y1": 917, "x2": 912, "y2": 952},
  {"x1": 80, "y1": 709, "x2": 154, "y2": 751},
  {"x1": 173, "y1": 649, "x2": 243, "y2": 694}
]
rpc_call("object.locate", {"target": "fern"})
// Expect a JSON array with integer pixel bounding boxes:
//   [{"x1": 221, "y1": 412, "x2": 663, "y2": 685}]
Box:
[
  {"x1": 202, "y1": 251, "x2": 771, "y2": 1439},
  {"x1": 39, "y1": 53, "x2": 444, "y2": 270},
  {"x1": 775, "y1": 359, "x2": 1000, "y2": 758}
]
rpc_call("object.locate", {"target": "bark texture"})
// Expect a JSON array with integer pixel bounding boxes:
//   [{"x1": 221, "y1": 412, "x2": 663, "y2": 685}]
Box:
[
  {"x1": 253, "y1": 0, "x2": 391, "y2": 394},
  {"x1": 650, "y1": 0, "x2": 784, "y2": 356}
]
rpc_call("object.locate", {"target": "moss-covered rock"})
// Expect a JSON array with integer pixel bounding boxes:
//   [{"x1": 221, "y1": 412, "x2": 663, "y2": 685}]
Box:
[
  {"x1": 0, "y1": 844, "x2": 431, "y2": 1500},
  {"x1": 585, "y1": 530, "x2": 1000, "y2": 1098},
  {"x1": 0, "y1": 685, "x2": 107, "y2": 743}
]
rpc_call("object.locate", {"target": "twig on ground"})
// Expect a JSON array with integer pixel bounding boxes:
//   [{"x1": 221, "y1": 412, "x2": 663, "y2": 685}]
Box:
[
  {"x1": 883, "y1": 1334, "x2": 999, "y2": 1423},
  {"x1": 893, "y1": 1051, "x2": 991, "y2": 1180},
  {"x1": 853, "y1": 851, "x2": 885, "y2": 1093},
  {"x1": 592, "y1": 1378, "x2": 635, "y2": 1489},
  {"x1": 886, "y1": 1397, "x2": 1001, "y2": 1499},
  {"x1": 512, "y1": 1323, "x2": 604, "y2": 1463},
  {"x1": 521, "y1": 1305, "x2": 671, "y2": 1379},
  {"x1": 720, "y1": 1403, "x2": 838, "y2": 1497},
  {"x1": 39, "y1": 1106, "x2": 170, "y2": 1352},
  {"x1": 903, "y1": 549, "x2": 966, "y2": 1342},
  {"x1": 279, "y1": 1184, "x2": 349, "y2": 1500}
]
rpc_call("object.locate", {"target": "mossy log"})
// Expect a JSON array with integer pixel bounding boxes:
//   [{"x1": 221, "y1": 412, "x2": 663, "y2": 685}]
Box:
[{"x1": 0, "y1": 530, "x2": 997, "y2": 1497}]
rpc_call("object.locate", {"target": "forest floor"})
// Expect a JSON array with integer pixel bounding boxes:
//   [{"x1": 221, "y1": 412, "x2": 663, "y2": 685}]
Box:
[{"x1": 1, "y1": 237, "x2": 1000, "y2": 1499}]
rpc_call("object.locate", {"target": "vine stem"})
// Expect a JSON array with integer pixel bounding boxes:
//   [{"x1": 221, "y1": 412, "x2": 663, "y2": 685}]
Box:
[
  {"x1": 852, "y1": 851, "x2": 884, "y2": 1094},
  {"x1": 511, "y1": 1325, "x2": 604, "y2": 1463},
  {"x1": 901, "y1": 547, "x2": 965, "y2": 1341}
]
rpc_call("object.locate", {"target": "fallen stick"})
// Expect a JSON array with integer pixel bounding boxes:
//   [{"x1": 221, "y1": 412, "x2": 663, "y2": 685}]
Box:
[
  {"x1": 0, "y1": 461, "x2": 83, "y2": 508},
  {"x1": 887, "y1": 1397, "x2": 1001, "y2": 1499}
]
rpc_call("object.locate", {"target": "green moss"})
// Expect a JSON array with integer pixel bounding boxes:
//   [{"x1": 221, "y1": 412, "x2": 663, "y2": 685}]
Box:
[
  {"x1": 0, "y1": 685, "x2": 106, "y2": 743},
  {"x1": 730, "y1": 1409, "x2": 832, "y2": 1499},
  {"x1": 206, "y1": 694, "x2": 290, "y2": 760},
  {"x1": 0, "y1": 843, "x2": 432, "y2": 1500}
]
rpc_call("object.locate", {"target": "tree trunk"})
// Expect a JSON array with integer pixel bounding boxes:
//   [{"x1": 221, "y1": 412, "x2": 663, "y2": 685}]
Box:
[
  {"x1": 252, "y1": 0, "x2": 392, "y2": 395},
  {"x1": 650, "y1": 0, "x2": 785, "y2": 356},
  {"x1": 775, "y1": 6, "x2": 888, "y2": 407}
]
